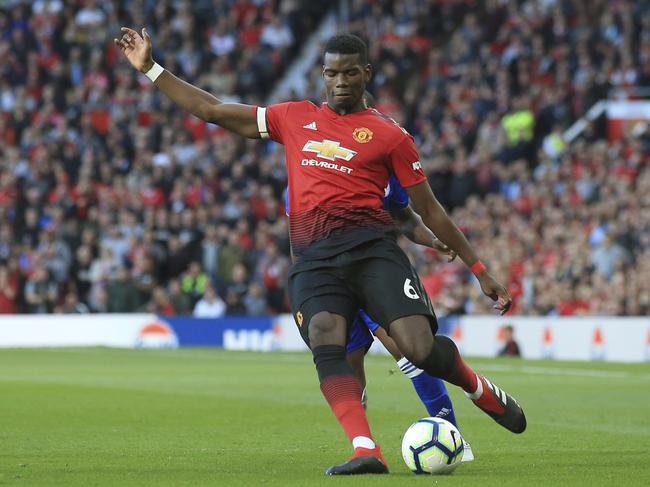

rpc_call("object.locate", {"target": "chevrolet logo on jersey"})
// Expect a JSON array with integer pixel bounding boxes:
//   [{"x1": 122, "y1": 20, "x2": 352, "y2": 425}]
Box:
[{"x1": 302, "y1": 139, "x2": 357, "y2": 162}]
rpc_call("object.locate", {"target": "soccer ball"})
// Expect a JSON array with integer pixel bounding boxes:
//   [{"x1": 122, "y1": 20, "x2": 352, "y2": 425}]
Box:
[{"x1": 401, "y1": 417, "x2": 465, "y2": 474}]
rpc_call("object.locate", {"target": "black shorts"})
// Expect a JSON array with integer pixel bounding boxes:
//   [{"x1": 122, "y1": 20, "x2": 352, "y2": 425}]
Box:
[{"x1": 288, "y1": 237, "x2": 437, "y2": 348}]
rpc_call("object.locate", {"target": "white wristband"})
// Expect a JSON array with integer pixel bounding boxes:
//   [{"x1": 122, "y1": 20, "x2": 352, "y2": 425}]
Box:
[{"x1": 144, "y1": 62, "x2": 164, "y2": 82}]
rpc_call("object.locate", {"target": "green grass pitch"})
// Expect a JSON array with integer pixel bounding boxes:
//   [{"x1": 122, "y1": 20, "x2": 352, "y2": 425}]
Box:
[{"x1": 1, "y1": 348, "x2": 649, "y2": 486}]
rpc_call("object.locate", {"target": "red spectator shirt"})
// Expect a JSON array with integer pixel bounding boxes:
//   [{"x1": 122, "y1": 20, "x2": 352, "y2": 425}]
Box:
[{"x1": 255, "y1": 101, "x2": 426, "y2": 259}]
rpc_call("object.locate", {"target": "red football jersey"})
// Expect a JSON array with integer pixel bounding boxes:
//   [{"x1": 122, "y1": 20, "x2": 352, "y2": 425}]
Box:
[{"x1": 256, "y1": 101, "x2": 426, "y2": 258}]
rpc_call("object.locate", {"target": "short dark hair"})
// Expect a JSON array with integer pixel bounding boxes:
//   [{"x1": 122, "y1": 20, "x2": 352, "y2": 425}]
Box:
[{"x1": 324, "y1": 34, "x2": 368, "y2": 65}]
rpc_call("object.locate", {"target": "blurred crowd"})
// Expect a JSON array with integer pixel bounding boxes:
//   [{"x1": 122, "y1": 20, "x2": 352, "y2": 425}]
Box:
[
  {"x1": 0, "y1": 0, "x2": 648, "y2": 317},
  {"x1": 0, "y1": 0, "x2": 321, "y2": 316}
]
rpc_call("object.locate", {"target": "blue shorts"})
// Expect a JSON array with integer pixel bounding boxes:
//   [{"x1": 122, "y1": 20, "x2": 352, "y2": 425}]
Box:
[{"x1": 347, "y1": 309, "x2": 380, "y2": 353}]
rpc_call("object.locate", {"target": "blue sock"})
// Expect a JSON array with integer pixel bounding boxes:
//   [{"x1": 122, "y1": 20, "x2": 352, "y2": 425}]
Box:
[{"x1": 398, "y1": 357, "x2": 458, "y2": 429}]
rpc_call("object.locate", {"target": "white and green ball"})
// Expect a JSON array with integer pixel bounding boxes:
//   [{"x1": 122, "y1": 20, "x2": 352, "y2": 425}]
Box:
[{"x1": 401, "y1": 417, "x2": 465, "y2": 474}]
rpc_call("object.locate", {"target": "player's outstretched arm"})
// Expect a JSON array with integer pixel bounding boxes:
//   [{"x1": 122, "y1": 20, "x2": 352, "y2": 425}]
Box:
[
  {"x1": 389, "y1": 206, "x2": 456, "y2": 262},
  {"x1": 405, "y1": 181, "x2": 512, "y2": 314},
  {"x1": 114, "y1": 27, "x2": 260, "y2": 139}
]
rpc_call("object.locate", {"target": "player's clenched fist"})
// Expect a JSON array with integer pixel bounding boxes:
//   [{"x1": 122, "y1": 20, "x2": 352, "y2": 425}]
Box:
[{"x1": 113, "y1": 27, "x2": 154, "y2": 73}]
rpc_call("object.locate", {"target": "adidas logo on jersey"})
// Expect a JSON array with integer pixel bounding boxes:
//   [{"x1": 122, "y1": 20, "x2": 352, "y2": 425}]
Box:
[{"x1": 303, "y1": 121, "x2": 317, "y2": 130}]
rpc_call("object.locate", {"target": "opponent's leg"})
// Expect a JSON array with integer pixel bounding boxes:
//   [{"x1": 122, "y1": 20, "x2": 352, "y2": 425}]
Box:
[
  {"x1": 309, "y1": 311, "x2": 387, "y2": 475},
  {"x1": 389, "y1": 316, "x2": 526, "y2": 434},
  {"x1": 358, "y1": 309, "x2": 461, "y2": 427},
  {"x1": 396, "y1": 357, "x2": 458, "y2": 424},
  {"x1": 372, "y1": 326, "x2": 457, "y2": 424},
  {"x1": 370, "y1": 326, "x2": 473, "y2": 460}
]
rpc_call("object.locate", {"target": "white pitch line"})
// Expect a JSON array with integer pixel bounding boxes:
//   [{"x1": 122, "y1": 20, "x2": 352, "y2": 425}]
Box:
[
  {"x1": 472, "y1": 363, "x2": 642, "y2": 379},
  {"x1": 19, "y1": 348, "x2": 650, "y2": 379}
]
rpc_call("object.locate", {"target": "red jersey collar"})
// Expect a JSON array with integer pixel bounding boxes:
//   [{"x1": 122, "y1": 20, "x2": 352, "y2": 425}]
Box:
[{"x1": 321, "y1": 102, "x2": 371, "y2": 119}]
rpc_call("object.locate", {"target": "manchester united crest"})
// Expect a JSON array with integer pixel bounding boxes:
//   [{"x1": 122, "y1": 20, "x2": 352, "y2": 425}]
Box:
[
  {"x1": 352, "y1": 127, "x2": 373, "y2": 144},
  {"x1": 296, "y1": 311, "x2": 304, "y2": 327}
]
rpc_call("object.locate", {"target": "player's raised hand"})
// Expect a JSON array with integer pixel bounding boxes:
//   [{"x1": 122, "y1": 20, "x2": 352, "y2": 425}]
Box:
[
  {"x1": 431, "y1": 237, "x2": 457, "y2": 262},
  {"x1": 477, "y1": 272, "x2": 512, "y2": 315},
  {"x1": 113, "y1": 27, "x2": 153, "y2": 73}
]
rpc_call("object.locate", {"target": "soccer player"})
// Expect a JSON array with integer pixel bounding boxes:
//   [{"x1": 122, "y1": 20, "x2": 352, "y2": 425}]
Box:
[
  {"x1": 285, "y1": 90, "x2": 472, "y2": 456},
  {"x1": 288, "y1": 173, "x2": 475, "y2": 460},
  {"x1": 115, "y1": 29, "x2": 526, "y2": 476}
]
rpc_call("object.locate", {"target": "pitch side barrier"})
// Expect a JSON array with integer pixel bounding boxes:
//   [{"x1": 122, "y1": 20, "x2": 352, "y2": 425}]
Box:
[{"x1": 0, "y1": 314, "x2": 648, "y2": 362}]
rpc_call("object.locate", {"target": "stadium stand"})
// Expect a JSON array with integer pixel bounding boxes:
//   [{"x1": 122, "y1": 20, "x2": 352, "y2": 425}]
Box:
[{"x1": 0, "y1": 0, "x2": 648, "y2": 317}]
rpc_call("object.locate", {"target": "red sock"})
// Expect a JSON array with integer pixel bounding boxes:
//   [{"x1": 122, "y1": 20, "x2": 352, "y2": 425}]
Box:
[
  {"x1": 444, "y1": 346, "x2": 479, "y2": 393},
  {"x1": 320, "y1": 375, "x2": 384, "y2": 462}
]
